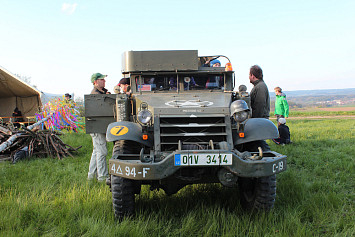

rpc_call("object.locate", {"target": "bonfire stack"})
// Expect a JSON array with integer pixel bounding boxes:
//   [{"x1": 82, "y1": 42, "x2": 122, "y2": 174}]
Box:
[{"x1": 0, "y1": 125, "x2": 81, "y2": 162}]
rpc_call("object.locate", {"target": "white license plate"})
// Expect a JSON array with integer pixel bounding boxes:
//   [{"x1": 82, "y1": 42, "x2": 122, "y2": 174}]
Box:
[{"x1": 174, "y1": 153, "x2": 232, "y2": 166}]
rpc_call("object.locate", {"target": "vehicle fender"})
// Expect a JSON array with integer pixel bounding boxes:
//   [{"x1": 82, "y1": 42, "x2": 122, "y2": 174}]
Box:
[
  {"x1": 106, "y1": 121, "x2": 153, "y2": 147},
  {"x1": 234, "y1": 118, "x2": 279, "y2": 145}
]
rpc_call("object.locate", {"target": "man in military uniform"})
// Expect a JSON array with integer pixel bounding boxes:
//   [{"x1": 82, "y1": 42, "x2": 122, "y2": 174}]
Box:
[{"x1": 88, "y1": 73, "x2": 110, "y2": 182}]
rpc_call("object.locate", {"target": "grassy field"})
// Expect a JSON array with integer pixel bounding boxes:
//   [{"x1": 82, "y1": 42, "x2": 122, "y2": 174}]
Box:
[
  {"x1": 0, "y1": 116, "x2": 354, "y2": 236},
  {"x1": 270, "y1": 109, "x2": 355, "y2": 117}
]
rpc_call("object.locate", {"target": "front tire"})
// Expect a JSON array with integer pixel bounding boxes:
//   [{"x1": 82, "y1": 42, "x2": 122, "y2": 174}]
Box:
[
  {"x1": 238, "y1": 175, "x2": 276, "y2": 211},
  {"x1": 111, "y1": 140, "x2": 142, "y2": 219},
  {"x1": 112, "y1": 175, "x2": 135, "y2": 218}
]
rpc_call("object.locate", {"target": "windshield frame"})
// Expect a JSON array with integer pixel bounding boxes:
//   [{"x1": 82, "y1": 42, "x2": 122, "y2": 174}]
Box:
[{"x1": 130, "y1": 70, "x2": 234, "y2": 94}]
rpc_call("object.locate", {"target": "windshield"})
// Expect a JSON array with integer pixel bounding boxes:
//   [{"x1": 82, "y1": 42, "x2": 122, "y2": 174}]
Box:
[{"x1": 134, "y1": 74, "x2": 225, "y2": 92}]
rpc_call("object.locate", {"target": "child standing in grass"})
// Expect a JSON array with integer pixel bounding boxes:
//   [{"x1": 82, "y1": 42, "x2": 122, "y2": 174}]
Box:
[
  {"x1": 274, "y1": 86, "x2": 289, "y2": 121},
  {"x1": 272, "y1": 118, "x2": 291, "y2": 145}
]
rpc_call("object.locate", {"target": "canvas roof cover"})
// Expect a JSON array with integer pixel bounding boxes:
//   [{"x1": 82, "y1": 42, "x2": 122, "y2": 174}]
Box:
[{"x1": 0, "y1": 65, "x2": 42, "y2": 121}]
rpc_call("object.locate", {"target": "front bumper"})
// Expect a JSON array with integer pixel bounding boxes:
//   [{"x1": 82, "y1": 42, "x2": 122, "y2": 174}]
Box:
[{"x1": 109, "y1": 150, "x2": 287, "y2": 180}]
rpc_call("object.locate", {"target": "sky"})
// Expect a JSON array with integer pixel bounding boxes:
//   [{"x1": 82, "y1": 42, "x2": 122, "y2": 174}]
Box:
[{"x1": 1, "y1": 0, "x2": 354, "y2": 99}]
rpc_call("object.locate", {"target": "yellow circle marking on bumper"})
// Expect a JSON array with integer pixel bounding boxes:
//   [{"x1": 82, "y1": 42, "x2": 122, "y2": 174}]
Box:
[{"x1": 110, "y1": 126, "x2": 129, "y2": 136}]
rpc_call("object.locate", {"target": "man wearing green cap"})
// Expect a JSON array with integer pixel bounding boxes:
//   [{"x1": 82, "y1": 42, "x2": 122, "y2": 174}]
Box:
[
  {"x1": 88, "y1": 73, "x2": 110, "y2": 182},
  {"x1": 90, "y1": 73, "x2": 110, "y2": 94}
]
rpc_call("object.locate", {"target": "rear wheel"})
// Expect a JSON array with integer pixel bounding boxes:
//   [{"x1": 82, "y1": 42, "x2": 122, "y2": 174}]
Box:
[
  {"x1": 238, "y1": 175, "x2": 276, "y2": 211},
  {"x1": 111, "y1": 140, "x2": 142, "y2": 219}
]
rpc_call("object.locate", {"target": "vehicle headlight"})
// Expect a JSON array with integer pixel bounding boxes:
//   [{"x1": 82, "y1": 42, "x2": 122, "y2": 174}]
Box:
[
  {"x1": 137, "y1": 110, "x2": 152, "y2": 124},
  {"x1": 233, "y1": 111, "x2": 249, "y2": 122},
  {"x1": 230, "y1": 100, "x2": 250, "y2": 122}
]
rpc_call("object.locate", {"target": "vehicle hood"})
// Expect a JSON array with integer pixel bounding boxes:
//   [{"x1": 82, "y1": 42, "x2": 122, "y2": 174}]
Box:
[{"x1": 134, "y1": 92, "x2": 233, "y2": 115}]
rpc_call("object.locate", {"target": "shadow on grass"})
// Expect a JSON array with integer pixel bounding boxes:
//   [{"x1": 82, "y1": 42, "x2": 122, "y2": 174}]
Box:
[
  {"x1": 134, "y1": 182, "x2": 267, "y2": 219},
  {"x1": 131, "y1": 166, "x2": 321, "y2": 221}
]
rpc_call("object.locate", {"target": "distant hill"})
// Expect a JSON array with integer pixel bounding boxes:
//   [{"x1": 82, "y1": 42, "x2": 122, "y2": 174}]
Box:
[
  {"x1": 269, "y1": 88, "x2": 355, "y2": 98},
  {"x1": 41, "y1": 92, "x2": 64, "y2": 104},
  {"x1": 268, "y1": 88, "x2": 355, "y2": 108}
]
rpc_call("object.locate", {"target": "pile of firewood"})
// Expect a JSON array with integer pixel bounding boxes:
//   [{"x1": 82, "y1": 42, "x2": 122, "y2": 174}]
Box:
[{"x1": 0, "y1": 124, "x2": 81, "y2": 162}]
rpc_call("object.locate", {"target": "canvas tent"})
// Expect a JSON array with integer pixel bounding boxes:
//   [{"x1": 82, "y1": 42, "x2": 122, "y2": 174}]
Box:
[{"x1": 0, "y1": 65, "x2": 42, "y2": 122}]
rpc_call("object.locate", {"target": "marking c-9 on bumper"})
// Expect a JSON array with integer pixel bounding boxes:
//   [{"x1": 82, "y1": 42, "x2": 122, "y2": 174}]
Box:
[{"x1": 272, "y1": 161, "x2": 284, "y2": 173}]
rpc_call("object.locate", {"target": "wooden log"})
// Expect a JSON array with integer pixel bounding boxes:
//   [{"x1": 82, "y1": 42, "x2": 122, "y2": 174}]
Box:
[
  {"x1": 0, "y1": 134, "x2": 22, "y2": 153},
  {"x1": 5, "y1": 137, "x2": 24, "y2": 151},
  {"x1": 0, "y1": 126, "x2": 12, "y2": 135},
  {"x1": 28, "y1": 139, "x2": 35, "y2": 157},
  {"x1": 27, "y1": 117, "x2": 50, "y2": 130},
  {"x1": 1, "y1": 114, "x2": 81, "y2": 161},
  {"x1": 0, "y1": 156, "x2": 12, "y2": 162},
  {"x1": 22, "y1": 126, "x2": 37, "y2": 135},
  {"x1": 49, "y1": 134, "x2": 61, "y2": 159},
  {"x1": 0, "y1": 115, "x2": 52, "y2": 153}
]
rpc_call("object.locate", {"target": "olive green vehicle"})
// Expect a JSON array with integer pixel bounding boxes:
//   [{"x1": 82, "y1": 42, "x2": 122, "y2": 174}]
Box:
[{"x1": 85, "y1": 50, "x2": 287, "y2": 218}]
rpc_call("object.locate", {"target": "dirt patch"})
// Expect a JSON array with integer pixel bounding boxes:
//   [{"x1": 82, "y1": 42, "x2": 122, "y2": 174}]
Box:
[{"x1": 318, "y1": 107, "x2": 355, "y2": 112}]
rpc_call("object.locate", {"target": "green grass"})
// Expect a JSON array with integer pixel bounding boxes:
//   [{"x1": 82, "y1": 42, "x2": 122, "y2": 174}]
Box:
[
  {"x1": 1, "y1": 118, "x2": 354, "y2": 236},
  {"x1": 270, "y1": 110, "x2": 355, "y2": 117}
]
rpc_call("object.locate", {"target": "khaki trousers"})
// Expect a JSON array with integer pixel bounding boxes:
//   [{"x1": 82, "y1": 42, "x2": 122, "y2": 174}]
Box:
[{"x1": 88, "y1": 133, "x2": 108, "y2": 181}]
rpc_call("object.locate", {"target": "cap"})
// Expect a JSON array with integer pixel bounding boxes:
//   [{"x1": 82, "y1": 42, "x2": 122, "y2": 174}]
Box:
[
  {"x1": 118, "y1": 78, "x2": 130, "y2": 85},
  {"x1": 210, "y1": 59, "x2": 221, "y2": 67},
  {"x1": 278, "y1": 118, "x2": 286, "y2": 124},
  {"x1": 65, "y1": 93, "x2": 71, "y2": 98},
  {"x1": 91, "y1": 73, "x2": 107, "y2": 83}
]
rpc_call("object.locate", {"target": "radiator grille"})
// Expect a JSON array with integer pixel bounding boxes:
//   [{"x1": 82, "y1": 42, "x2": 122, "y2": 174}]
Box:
[{"x1": 159, "y1": 116, "x2": 228, "y2": 151}]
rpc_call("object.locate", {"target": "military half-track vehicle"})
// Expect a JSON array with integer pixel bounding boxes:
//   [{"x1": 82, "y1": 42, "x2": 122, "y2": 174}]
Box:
[{"x1": 85, "y1": 50, "x2": 287, "y2": 218}]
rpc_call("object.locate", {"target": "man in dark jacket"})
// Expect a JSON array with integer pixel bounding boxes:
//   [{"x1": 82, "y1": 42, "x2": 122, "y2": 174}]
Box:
[
  {"x1": 272, "y1": 118, "x2": 291, "y2": 145},
  {"x1": 249, "y1": 65, "x2": 270, "y2": 118},
  {"x1": 248, "y1": 65, "x2": 271, "y2": 151}
]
